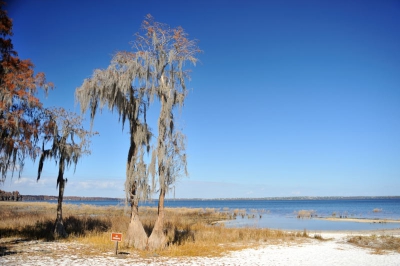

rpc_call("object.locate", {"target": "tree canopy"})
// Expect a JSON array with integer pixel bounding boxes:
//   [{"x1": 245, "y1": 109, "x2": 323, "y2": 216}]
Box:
[
  {"x1": 37, "y1": 107, "x2": 95, "y2": 184},
  {"x1": 0, "y1": 2, "x2": 53, "y2": 182}
]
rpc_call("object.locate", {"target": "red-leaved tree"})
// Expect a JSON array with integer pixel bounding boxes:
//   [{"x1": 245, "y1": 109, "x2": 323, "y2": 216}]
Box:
[{"x1": 0, "y1": 2, "x2": 53, "y2": 182}]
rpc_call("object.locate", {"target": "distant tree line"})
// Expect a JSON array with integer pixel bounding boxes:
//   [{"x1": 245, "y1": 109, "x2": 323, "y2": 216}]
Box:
[
  {"x1": 21, "y1": 195, "x2": 121, "y2": 201},
  {"x1": 0, "y1": 189, "x2": 22, "y2": 201}
]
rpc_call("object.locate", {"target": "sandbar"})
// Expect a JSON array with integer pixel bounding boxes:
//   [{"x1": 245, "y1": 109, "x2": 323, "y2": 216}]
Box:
[{"x1": 318, "y1": 217, "x2": 400, "y2": 223}]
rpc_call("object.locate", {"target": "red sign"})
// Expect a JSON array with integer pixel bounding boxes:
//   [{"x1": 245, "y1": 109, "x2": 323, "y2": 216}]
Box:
[{"x1": 111, "y1": 232, "x2": 122, "y2": 242}]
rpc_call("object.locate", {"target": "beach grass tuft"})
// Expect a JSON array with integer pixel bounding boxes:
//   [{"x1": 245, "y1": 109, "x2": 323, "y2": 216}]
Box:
[
  {"x1": 348, "y1": 235, "x2": 400, "y2": 253},
  {"x1": 296, "y1": 210, "x2": 316, "y2": 219}
]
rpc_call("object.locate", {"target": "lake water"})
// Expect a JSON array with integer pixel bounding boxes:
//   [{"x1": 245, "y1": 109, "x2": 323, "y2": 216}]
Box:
[{"x1": 38, "y1": 198, "x2": 400, "y2": 231}]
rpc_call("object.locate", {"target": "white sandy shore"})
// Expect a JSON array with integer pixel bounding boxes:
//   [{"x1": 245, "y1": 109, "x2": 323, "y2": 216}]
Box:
[
  {"x1": 1, "y1": 231, "x2": 400, "y2": 266},
  {"x1": 318, "y1": 217, "x2": 400, "y2": 223}
]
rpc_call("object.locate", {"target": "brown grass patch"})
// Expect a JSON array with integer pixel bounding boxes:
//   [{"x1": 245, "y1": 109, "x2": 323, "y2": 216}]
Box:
[
  {"x1": 348, "y1": 235, "x2": 400, "y2": 253},
  {"x1": 1, "y1": 201, "x2": 310, "y2": 257},
  {"x1": 296, "y1": 210, "x2": 316, "y2": 218}
]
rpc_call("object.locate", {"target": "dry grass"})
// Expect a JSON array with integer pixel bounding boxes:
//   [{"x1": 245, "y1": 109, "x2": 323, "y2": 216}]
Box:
[
  {"x1": 232, "y1": 208, "x2": 247, "y2": 218},
  {"x1": 136, "y1": 225, "x2": 309, "y2": 258},
  {"x1": 312, "y1": 233, "x2": 329, "y2": 241},
  {"x1": 348, "y1": 235, "x2": 400, "y2": 254},
  {"x1": 296, "y1": 210, "x2": 316, "y2": 218},
  {"x1": 0, "y1": 201, "x2": 310, "y2": 257}
]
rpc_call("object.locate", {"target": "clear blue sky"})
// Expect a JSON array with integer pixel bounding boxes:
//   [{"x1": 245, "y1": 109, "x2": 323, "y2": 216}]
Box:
[{"x1": 3, "y1": 0, "x2": 400, "y2": 198}]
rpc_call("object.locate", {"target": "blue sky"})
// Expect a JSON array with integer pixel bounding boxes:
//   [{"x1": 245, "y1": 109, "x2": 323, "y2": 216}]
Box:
[{"x1": 3, "y1": 0, "x2": 400, "y2": 198}]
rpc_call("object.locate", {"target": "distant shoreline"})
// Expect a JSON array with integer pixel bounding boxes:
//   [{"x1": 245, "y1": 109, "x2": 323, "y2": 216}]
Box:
[
  {"x1": 21, "y1": 195, "x2": 123, "y2": 201},
  {"x1": 20, "y1": 195, "x2": 400, "y2": 201}
]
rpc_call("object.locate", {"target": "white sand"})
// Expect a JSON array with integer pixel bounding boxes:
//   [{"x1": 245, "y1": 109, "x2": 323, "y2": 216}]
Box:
[{"x1": 1, "y1": 232, "x2": 400, "y2": 265}]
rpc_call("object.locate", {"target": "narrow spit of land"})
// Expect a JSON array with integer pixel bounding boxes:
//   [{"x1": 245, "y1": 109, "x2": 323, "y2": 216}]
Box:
[{"x1": 319, "y1": 217, "x2": 400, "y2": 223}]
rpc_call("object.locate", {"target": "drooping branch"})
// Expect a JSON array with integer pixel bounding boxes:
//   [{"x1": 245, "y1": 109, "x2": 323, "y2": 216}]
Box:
[
  {"x1": 141, "y1": 14, "x2": 198, "y2": 196},
  {"x1": 37, "y1": 108, "x2": 96, "y2": 183},
  {"x1": 75, "y1": 51, "x2": 152, "y2": 206}
]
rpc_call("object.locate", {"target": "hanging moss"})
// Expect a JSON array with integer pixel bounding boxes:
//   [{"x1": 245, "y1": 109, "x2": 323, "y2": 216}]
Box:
[{"x1": 75, "y1": 14, "x2": 200, "y2": 249}]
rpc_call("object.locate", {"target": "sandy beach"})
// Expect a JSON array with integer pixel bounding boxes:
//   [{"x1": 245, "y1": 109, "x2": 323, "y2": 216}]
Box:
[
  {"x1": 2, "y1": 230, "x2": 400, "y2": 266},
  {"x1": 318, "y1": 217, "x2": 400, "y2": 223}
]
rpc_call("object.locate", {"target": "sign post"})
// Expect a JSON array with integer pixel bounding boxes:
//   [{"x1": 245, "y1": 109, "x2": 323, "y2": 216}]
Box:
[{"x1": 111, "y1": 232, "x2": 122, "y2": 255}]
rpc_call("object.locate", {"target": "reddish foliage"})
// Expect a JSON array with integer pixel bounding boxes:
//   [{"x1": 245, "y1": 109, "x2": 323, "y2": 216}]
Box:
[{"x1": 0, "y1": 2, "x2": 54, "y2": 180}]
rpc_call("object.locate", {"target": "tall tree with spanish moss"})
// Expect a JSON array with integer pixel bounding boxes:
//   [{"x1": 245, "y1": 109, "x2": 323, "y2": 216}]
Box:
[
  {"x1": 75, "y1": 15, "x2": 199, "y2": 250},
  {"x1": 37, "y1": 108, "x2": 96, "y2": 238},
  {"x1": 75, "y1": 49, "x2": 152, "y2": 249},
  {"x1": 0, "y1": 2, "x2": 53, "y2": 182},
  {"x1": 142, "y1": 16, "x2": 197, "y2": 250}
]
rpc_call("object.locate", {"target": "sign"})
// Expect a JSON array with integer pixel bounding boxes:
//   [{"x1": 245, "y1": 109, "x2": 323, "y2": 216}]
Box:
[
  {"x1": 111, "y1": 232, "x2": 122, "y2": 242},
  {"x1": 111, "y1": 233, "x2": 123, "y2": 255}
]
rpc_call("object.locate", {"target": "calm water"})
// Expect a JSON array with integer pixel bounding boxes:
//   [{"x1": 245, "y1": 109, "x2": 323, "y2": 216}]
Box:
[{"x1": 36, "y1": 198, "x2": 400, "y2": 231}]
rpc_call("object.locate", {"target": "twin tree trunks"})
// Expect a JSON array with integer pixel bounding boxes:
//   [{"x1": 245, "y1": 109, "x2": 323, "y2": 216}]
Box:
[
  {"x1": 74, "y1": 15, "x2": 199, "y2": 250},
  {"x1": 124, "y1": 188, "x2": 167, "y2": 250}
]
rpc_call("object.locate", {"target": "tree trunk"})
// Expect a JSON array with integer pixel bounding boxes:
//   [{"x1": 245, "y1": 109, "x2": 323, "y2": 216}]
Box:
[
  {"x1": 125, "y1": 197, "x2": 148, "y2": 249},
  {"x1": 147, "y1": 92, "x2": 168, "y2": 251},
  {"x1": 147, "y1": 187, "x2": 166, "y2": 250},
  {"x1": 54, "y1": 160, "x2": 67, "y2": 238},
  {"x1": 124, "y1": 136, "x2": 148, "y2": 249}
]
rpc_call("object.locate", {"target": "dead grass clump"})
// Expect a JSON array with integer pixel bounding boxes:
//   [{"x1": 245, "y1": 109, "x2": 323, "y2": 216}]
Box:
[
  {"x1": 312, "y1": 233, "x2": 328, "y2": 241},
  {"x1": 293, "y1": 229, "x2": 309, "y2": 238},
  {"x1": 348, "y1": 235, "x2": 400, "y2": 253},
  {"x1": 296, "y1": 210, "x2": 316, "y2": 219},
  {"x1": 204, "y1": 208, "x2": 216, "y2": 214},
  {"x1": 231, "y1": 208, "x2": 247, "y2": 218}
]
